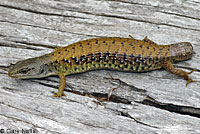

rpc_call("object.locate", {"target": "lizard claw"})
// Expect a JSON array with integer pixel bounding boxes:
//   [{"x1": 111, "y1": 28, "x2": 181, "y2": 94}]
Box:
[
  {"x1": 53, "y1": 92, "x2": 66, "y2": 97},
  {"x1": 186, "y1": 78, "x2": 195, "y2": 87},
  {"x1": 185, "y1": 69, "x2": 196, "y2": 86},
  {"x1": 187, "y1": 70, "x2": 196, "y2": 75}
]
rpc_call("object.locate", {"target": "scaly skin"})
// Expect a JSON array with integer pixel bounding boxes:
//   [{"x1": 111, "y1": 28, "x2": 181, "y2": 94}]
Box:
[{"x1": 8, "y1": 36, "x2": 195, "y2": 97}]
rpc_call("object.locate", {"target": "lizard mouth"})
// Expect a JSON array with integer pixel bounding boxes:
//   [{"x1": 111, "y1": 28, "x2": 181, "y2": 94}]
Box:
[
  {"x1": 8, "y1": 65, "x2": 16, "y2": 78},
  {"x1": 8, "y1": 69, "x2": 21, "y2": 79}
]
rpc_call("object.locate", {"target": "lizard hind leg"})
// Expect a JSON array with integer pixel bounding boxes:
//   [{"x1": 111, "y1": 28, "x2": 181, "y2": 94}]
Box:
[
  {"x1": 129, "y1": 35, "x2": 136, "y2": 39},
  {"x1": 143, "y1": 36, "x2": 158, "y2": 45},
  {"x1": 161, "y1": 61, "x2": 195, "y2": 86}
]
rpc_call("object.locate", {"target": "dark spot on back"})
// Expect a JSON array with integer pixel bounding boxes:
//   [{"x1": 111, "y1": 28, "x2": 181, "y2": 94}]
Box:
[
  {"x1": 112, "y1": 40, "x2": 115, "y2": 44},
  {"x1": 147, "y1": 46, "x2": 149, "y2": 49},
  {"x1": 139, "y1": 45, "x2": 143, "y2": 48},
  {"x1": 72, "y1": 47, "x2": 75, "y2": 49},
  {"x1": 103, "y1": 41, "x2": 106, "y2": 43}
]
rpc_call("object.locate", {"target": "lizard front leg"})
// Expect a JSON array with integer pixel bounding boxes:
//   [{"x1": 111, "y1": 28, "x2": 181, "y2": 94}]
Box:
[
  {"x1": 161, "y1": 61, "x2": 195, "y2": 86},
  {"x1": 54, "y1": 73, "x2": 66, "y2": 97}
]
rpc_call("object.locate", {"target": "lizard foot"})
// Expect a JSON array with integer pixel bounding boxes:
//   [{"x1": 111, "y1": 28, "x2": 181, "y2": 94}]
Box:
[{"x1": 53, "y1": 92, "x2": 66, "y2": 97}]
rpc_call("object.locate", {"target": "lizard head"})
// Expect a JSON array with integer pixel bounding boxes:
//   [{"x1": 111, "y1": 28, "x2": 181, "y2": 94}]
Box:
[{"x1": 8, "y1": 55, "x2": 55, "y2": 79}]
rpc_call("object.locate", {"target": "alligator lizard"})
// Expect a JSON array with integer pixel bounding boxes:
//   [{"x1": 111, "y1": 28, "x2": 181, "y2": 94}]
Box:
[{"x1": 8, "y1": 36, "x2": 195, "y2": 97}]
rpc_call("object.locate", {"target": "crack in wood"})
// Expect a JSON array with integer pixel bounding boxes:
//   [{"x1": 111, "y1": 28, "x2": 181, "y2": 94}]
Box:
[
  {"x1": 0, "y1": 19, "x2": 65, "y2": 34},
  {"x1": 12, "y1": 40, "x2": 55, "y2": 49},
  {"x1": 0, "y1": 41, "x2": 42, "y2": 51},
  {"x1": 0, "y1": 4, "x2": 87, "y2": 20},
  {"x1": 141, "y1": 96, "x2": 200, "y2": 118},
  {"x1": 188, "y1": 0, "x2": 200, "y2": 4},
  {"x1": 2, "y1": 86, "x2": 19, "y2": 92},
  {"x1": 119, "y1": 111, "x2": 159, "y2": 129},
  {"x1": 78, "y1": 121, "x2": 107, "y2": 129},
  {"x1": 0, "y1": 65, "x2": 9, "y2": 69},
  {"x1": 157, "y1": 10, "x2": 200, "y2": 21}
]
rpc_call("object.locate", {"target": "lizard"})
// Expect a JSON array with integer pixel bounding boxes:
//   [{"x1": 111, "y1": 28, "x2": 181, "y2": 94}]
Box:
[{"x1": 8, "y1": 36, "x2": 195, "y2": 97}]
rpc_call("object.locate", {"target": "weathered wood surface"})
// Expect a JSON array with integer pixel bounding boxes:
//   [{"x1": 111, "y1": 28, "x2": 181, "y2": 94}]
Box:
[{"x1": 0, "y1": 0, "x2": 200, "y2": 133}]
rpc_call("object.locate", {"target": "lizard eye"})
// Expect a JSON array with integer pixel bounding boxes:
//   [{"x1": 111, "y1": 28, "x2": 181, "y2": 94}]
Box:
[{"x1": 18, "y1": 68, "x2": 32, "y2": 74}]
